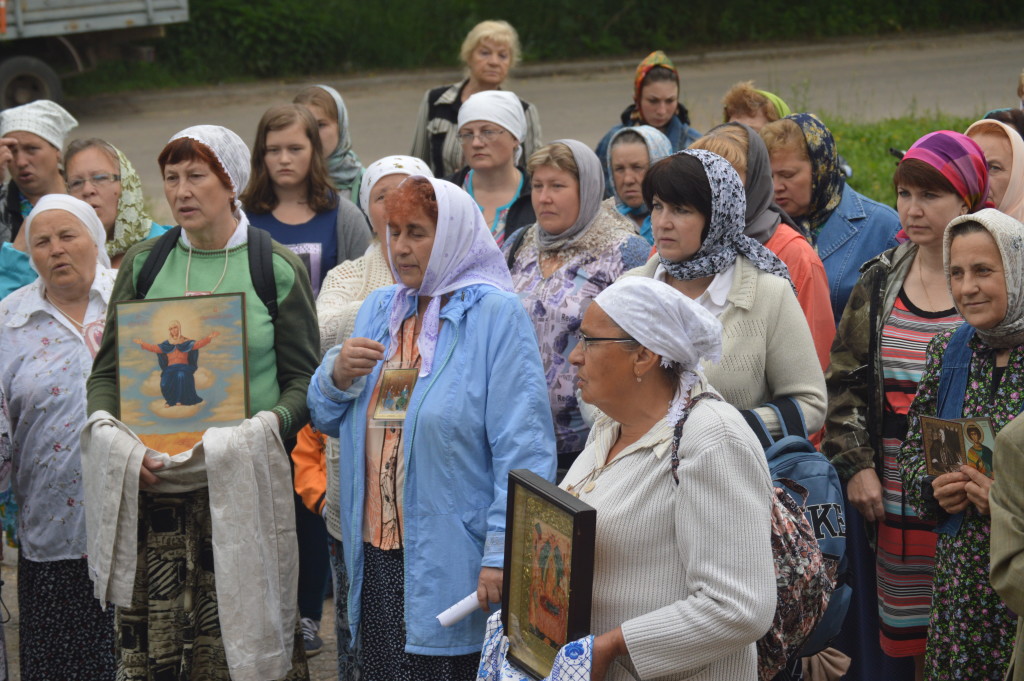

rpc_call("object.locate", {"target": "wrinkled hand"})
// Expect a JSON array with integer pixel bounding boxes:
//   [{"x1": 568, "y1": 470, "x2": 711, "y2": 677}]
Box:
[
  {"x1": 332, "y1": 337, "x2": 385, "y2": 391},
  {"x1": 591, "y1": 628, "x2": 627, "y2": 681},
  {"x1": 962, "y1": 465, "x2": 993, "y2": 515},
  {"x1": 847, "y1": 468, "x2": 884, "y2": 522},
  {"x1": 477, "y1": 567, "x2": 503, "y2": 612},
  {"x1": 932, "y1": 470, "x2": 970, "y2": 514},
  {"x1": 139, "y1": 455, "x2": 165, "y2": 490}
]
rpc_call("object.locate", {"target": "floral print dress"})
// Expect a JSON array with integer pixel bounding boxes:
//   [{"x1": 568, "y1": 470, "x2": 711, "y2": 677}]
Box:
[{"x1": 898, "y1": 328, "x2": 1022, "y2": 680}]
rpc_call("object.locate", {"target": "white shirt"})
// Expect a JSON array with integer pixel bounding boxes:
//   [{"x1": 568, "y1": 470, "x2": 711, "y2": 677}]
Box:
[
  {"x1": 653, "y1": 262, "x2": 736, "y2": 318},
  {"x1": 0, "y1": 268, "x2": 115, "y2": 561}
]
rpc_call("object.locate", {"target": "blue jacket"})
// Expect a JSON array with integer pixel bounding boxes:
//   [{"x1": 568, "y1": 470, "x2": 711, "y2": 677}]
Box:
[
  {"x1": 307, "y1": 283, "x2": 557, "y2": 656},
  {"x1": 815, "y1": 185, "x2": 900, "y2": 326}
]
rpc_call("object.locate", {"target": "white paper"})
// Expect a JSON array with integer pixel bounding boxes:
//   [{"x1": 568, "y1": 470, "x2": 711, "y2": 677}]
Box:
[{"x1": 436, "y1": 591, "x2": 481, "y2": 627}]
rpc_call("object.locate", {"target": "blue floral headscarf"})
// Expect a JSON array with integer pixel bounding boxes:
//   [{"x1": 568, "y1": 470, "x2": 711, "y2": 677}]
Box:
[{"x1": 786, "y1": 113, "x2": 845, "y2": 237}]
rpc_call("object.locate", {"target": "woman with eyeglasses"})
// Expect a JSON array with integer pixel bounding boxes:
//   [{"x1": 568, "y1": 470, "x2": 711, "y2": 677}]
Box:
[
  {"x1": 506, "y1": 140, "x2": 649, "y2": 472},
  {"x1": 64, "y1": 138, "x2": 171, "y2": 268},
  {"x1": 559, "y1": 276, "x2": 775, "y2": 681},
  {"x1": 446, "y1": 90, "x2": 534, "y2": 245}
]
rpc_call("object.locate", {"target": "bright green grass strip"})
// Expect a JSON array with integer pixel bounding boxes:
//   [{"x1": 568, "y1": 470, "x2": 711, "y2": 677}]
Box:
[{"x1": 827, "y1": 113, "x2": 979, "y2": 206}]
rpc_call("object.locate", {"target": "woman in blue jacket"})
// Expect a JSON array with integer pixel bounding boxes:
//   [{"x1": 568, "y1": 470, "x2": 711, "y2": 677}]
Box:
[
  {"x1": 307, "y1": 176, "x2": 556, "y2": 681},
  {"x1": 761, "y1": 113, "x2": 901, "y2": 325}
]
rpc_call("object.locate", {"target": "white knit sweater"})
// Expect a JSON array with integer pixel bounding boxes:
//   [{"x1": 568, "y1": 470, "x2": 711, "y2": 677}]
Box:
[
  {"x1": 623, "y1": 254, "x2": 826, "y2": 437},
  {"x1": 314, "y1": 242, "x2": 394, "y2": 540},
  {"x1": 561, "y1": 384, "x2": 775, "y2": 680},
  {"x1": 316, "y1": 242, "x2": 394, "y2": 356}
]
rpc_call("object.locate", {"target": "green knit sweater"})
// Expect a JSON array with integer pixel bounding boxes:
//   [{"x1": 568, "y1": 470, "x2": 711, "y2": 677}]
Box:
[{"x1": 87, "y1": 235, "x2": 319, "y2": 439}]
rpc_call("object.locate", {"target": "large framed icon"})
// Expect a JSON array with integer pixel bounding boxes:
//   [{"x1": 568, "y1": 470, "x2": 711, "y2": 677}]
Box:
[
  {"x1": 502, "y1": 469, "x2": 596, "y2": 680},
  {"x1": 115, "y1": 293, "x2": 249, "y2": 454}
]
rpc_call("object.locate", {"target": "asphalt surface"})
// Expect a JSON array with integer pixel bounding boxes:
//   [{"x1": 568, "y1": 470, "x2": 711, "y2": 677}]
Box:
[{"x1": 65, "y1": 29, "x2": 1024, "y2": 224}]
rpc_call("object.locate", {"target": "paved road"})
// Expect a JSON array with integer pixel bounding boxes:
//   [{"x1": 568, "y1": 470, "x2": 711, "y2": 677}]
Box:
[{"x1": 67, "y1": 30, "x2": 1023, "y2": 224}]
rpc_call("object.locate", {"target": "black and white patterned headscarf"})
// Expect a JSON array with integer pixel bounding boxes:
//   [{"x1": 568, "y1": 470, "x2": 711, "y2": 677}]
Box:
[{"x1": 658, "y1": 148, "x2": 792, "y2": 285}]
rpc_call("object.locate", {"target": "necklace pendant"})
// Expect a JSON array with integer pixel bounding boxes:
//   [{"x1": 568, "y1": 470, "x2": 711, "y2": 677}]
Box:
[{"x1": 583, "y1": 480, "x2": 596, "y2": 493}]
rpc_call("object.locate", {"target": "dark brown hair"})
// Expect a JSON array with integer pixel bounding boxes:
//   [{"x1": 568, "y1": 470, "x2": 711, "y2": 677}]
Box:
[
  {"x1": 641, "y1": 153, "x2": 712, "y2": 242},
  {"x1": 892, "y1": 158, "x2": 958, "y2": 196},
  {"x1": 240, "y1": 104, "x2": 337, "y2": 215}
]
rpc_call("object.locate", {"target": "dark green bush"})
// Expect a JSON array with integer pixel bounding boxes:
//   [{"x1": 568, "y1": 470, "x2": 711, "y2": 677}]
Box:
[{"x1": 66, "y1": 0, "x2": 1022, "y2": 94}]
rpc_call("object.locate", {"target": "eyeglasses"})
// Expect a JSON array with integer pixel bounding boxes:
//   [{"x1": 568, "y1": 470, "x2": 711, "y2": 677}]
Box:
[
  {"x1": 574, "y1": 331, "x2": 637, "y2": 350},
  {"x1": 67, "y1": 173, "x2": 121, "y2": 193},
  {"x1": 456, "y1": 129, "x2": 507, "y2": 144}
]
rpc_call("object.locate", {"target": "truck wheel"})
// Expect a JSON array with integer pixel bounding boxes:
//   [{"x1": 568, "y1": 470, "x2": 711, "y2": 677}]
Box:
[{"x1": 0, "y1": 56, "x2": 62, "y2": 109}]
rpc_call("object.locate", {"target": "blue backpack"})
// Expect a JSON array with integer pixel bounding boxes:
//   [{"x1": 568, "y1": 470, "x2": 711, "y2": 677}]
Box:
[{"x1": 743, "y1": 398, "x2": 851, "y2": 657}]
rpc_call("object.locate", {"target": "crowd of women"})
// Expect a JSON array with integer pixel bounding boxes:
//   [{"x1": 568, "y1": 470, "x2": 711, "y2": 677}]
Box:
[{"x1": 0, "y1": 16, "x2": 1022, "y2": 681}]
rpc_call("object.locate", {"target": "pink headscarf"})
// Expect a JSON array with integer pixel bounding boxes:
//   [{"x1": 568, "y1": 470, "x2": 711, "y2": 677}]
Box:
[
  {"x1": 385, "y1": 177, "x2": 513, "y2": 376},
  {"x1": 901, "y1": 131, "x2": 992, "y2": 212}
]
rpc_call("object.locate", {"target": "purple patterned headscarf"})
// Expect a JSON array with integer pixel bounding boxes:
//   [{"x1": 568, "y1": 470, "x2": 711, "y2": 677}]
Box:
[
  {"x1": 386, "y1": 177, "x2": 513, "y2": 376},
  {"x1": 901, "y1": 131, "x2": 992, "y2": 212}
]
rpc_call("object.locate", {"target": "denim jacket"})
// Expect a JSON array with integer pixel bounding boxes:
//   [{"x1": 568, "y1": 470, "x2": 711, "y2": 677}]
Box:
[
  {"x1": 307, "y1": 283, "x2": 557, "y2": 655},
  {"x1": 814, "y1": 185, "x2": 901, "y2": 326}
]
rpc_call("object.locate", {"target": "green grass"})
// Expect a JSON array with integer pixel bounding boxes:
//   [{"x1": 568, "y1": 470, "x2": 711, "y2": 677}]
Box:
[{"x1": 827, "y1": 113, "x2": 979, "y2": 207}]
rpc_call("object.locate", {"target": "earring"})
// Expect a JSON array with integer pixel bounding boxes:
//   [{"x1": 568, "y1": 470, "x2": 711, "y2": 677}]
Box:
[{"x1": 635, "y1": 373, "x2": 642, "y2": 384}]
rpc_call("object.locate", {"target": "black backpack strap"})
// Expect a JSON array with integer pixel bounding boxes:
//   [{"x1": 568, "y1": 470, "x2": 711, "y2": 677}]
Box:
[
  {"x1": 246, "y1": 226, "x2": 278, "y2": 322},
  {"x1": 769, "y1": 397, "x2": 810, "y2": 439},
  {"x1": 741, "y1": 409, "x2": 775, "y2": 450},
  {"x1": 135, "y1": 226, "x2": 182, "y2": 299}
]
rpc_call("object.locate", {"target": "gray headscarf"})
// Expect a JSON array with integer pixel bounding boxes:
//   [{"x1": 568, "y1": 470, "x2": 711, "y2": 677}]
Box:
[
  {"x1": 535, "y1": 139, "x2": 604, "y2": 252},
  {"x1": 944, "y1": 208, "x2": 1024, "y2": 348},
  {"x1": 710, "y1": 121, "x2": 796, "y2": 244}
]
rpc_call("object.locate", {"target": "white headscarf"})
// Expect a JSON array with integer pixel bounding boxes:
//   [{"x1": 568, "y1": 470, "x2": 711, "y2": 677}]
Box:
[
  {"x1": 23, "y1": 194, "x2": 111, "y2": 271},
  {"x1": 595, "y1": 277, "x2": 722, "y2": 422},
  {"x1": 385, "y1": 177, "x2": 513, "y2": 377},
  {"x1": 168, "y1": 125, "x2": 251, "y2": 211},
  {"x1": 457, "y1": 90, "x2": 528, "y2": 164},
  {"x1": 358, "y1": 155, "x2": 434, "y2": 212},
  {"x1": 0, "y1": 100, "x2": 77, "y2": 150}
]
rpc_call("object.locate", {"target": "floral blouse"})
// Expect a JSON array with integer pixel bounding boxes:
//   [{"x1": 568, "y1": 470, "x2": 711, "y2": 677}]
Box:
[
  {"x1": 508, "y1": 217, "x2": 648, "y2": 455},
  {"x1": 0, "y1": 269, "x2": 114, "y2": 562},
  {"x1": 898, "y1": 327, "x2": 1022, "y2": 679}
]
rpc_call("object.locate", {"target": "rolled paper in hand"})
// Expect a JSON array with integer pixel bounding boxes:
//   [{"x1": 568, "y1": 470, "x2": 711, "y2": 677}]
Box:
[{"x1": 436, "y1": 591, "x2": 483, "y2": 627}]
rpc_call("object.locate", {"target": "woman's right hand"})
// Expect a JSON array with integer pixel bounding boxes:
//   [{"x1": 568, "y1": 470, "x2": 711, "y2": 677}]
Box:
[
  {"x1": 847, "y1": 468, "x2": 884, "y2": 521},
  {"x1": 332, "y1": 337, "x2": 385, "y2": 391},
  {"x1": 139, "y1": 455, "x2": 165, "y2": 490},
  {"x1": 932, "y1": 470, "x2": 970, "y2": 514}
]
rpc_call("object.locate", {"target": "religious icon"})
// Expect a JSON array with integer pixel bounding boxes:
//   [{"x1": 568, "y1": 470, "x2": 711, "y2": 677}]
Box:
[{"x1": 115, "y1": 293, "x2": 249, "y2": 454}]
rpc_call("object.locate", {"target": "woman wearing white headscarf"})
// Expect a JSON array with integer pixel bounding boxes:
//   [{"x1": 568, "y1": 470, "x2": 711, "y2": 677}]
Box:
[
  {"x1": 966, "y1": 118, "x2": 1024, "y2": 221},
  {"x1": 507, "y1": 140, "x2": 649, "y2": 470},
  {"x1": 560, "y1": 276, "x2": 775, "y2": 681},
  {"x1": 86, "y1": 125, "x2": 319, "y2": 679},
  {"x1": 602, "y1": 124, "x2": 672, "y2": 244},
  {"x1": 308, "y1": 176, "x2": 556, "y2": 681},
  {"x1": 447, "y1": 90, "x2": 534, "y2": 244},
  {"x1": 0, "y1": 194, "x2": 115, "y2": 680},
  {"x1": 295, "y1": 84, "x2": 366, "y2": 204}
]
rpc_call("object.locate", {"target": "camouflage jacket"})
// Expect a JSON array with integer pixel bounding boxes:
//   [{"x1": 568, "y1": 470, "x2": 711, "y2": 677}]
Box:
[{"x1": 821, "y1": 242, "x2": 917, "y2": 481}]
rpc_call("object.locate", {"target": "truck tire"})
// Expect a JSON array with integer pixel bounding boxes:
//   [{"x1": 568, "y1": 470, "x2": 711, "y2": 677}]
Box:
[{"x1": 0, "y1": 56, "x2": 62, "y2": 109}]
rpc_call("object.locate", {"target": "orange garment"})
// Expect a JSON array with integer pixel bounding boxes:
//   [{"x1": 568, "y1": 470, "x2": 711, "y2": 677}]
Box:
[
  {"x1": 765, "y1": 224, "x2": 835, "y2": 371},
  {"x1": 291, "y1": 423, "x2": 328, "y2": 515},
  {"x1": 363, "y1": 316, "x2": 420, "y2": 550}
]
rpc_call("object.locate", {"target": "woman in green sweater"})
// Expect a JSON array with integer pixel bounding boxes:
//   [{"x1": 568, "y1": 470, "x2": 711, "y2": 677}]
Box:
[{"x1": 86, "y1": 125, "x2": 319, "y2": 680}]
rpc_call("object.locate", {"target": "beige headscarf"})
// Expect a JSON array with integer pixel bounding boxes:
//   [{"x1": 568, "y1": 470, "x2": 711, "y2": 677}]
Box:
[
  {"x1": 965, "y1": 119, "x2": 1024, "y2": 222},
  {"x1": 944, "y1": 208, "x2": 1024, "y2": 348}
]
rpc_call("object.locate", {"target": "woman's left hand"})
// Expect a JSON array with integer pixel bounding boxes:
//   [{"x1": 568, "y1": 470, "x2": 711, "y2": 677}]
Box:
[
  {"x1": 592, "y1": 628, "x2": 627, "y2": 681},
  {"x1": 477, "y1": 567, "x2": 503, "y2": 611},
  {"x1": 962, "y1": 465, "x2": 993, "y2": 515}
]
